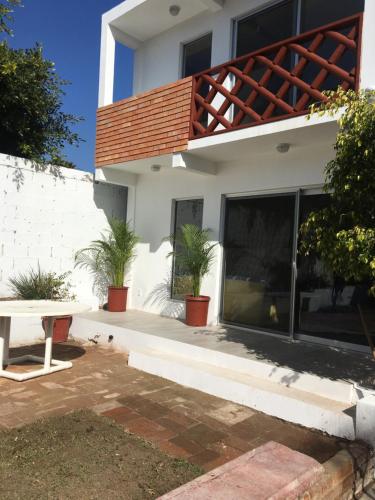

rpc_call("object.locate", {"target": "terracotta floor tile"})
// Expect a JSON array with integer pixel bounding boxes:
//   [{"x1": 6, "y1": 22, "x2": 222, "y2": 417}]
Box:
[
  {"x1": 189, "y1": 449, "x2": 221, "y2": 469},
  {"x1": 155, "y1": 416, "x2": 188, "y2": 434},
  {"x1": 0, "y1": 341, "x2": 343, "y2": 469},
  {"x1": 124, "y1": 416, "x2": 176, "y2": 441},
  {"x1": 170, "y1": 435, "x2": 205, "y2": 456},
  {"x1": 102, "y1": 406, "x2": 140, "y2": 424},
  {"x1": 178, "y1": 423, "x2": 227, "y2": 446},
  {"x1": 156, "y1": 439, "x2": 192, "y2": 459}
]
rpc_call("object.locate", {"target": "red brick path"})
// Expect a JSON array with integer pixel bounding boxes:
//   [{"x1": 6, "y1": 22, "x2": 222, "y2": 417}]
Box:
[{"x1": 0, "y1": 342, "x2": 346, "y2": 471}]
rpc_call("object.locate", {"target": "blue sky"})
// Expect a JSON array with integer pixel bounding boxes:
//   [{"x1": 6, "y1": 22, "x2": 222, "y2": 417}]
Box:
[{"x1": 7, "y1": 0, "x2": 133, "y2": 172}]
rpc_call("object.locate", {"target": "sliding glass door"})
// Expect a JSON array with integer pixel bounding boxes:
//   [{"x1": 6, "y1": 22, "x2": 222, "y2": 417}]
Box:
[
  {"x1": 222, "y1": 194, "x2": 296, "y2": 335},
  {"x1": 222, "y1": 192, "x2": 375, "y2": 348},
  {"x1": 295, "y1": 194, "x2": 375, "y2": 347}
]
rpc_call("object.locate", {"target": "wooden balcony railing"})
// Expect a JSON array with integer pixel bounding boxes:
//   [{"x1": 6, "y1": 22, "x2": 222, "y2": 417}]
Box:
[{"x1": 190, "y1": 14, "x2": 362, "y2": 140}]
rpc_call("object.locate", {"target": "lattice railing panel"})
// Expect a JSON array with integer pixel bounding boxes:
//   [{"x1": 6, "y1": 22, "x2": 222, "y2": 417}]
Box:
[{"x1": 190, "y1": 15, "x2": 362, "y2": 139}]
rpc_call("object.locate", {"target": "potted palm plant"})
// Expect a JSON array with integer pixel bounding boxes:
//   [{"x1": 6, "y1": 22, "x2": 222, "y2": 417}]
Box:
[
  {"x1": 168, "y1": 224, "x2": 216, "y2": 327},
  {"x1": 8, "y1": 266, "x2": 75, "y2": 343},
  {"x1": 75, "y1": 218, "x2": 139, "y2": 312}
]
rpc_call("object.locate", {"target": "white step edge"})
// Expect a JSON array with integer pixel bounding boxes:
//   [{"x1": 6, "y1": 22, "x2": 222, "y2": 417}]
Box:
[
  {"x1": 71, "y1": 316, "x2": 355, "y2": 404},
  {"x1": 128, "y1": 348, "x2": 355, "y2": 440}
]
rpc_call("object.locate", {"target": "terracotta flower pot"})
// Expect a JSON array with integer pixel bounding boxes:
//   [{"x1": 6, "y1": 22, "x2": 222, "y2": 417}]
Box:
[
  {"x1": 108, "y1": 286, "x2": 128, "y2": 312},
  {"x1": 42, "y1": 316, "x2": 72, "y2": 344},
  {"x1": 185, "y1": 295, "x2": 210, "y2": 327}
]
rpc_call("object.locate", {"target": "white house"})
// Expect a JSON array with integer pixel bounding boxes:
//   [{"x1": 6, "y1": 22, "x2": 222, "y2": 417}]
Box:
[{"x1": 94, "y1": 0, "x2": 375, "y2": 354}]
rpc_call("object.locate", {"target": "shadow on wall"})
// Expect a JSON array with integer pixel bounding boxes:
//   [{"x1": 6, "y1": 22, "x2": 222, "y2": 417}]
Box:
[
  {"x1": 4, "y1": 155, "x2": 69, "y2": 192},
  {"x1": 93, "y1": 182, "x2": 128, "y2": 221},
  {"x1": 143, "y1": 272, "x2": 185, "y2": 319},
  {"x1": 83, "y1": 182, "x2": 128, "y2": 304}
]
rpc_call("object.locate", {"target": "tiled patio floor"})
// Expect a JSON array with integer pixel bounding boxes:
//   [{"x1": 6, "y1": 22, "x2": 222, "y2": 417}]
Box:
[
  {"x1": 79, "y1": 310, "x2": 375, "y2": 387},
  {"x1": 0, "y1": 341, "x2": 354, "y2": 471}
]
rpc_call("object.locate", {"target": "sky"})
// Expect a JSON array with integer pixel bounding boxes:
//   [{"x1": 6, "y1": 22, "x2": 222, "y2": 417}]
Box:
[{"x1": 7, "y1": 0, "x2": 134, "y2": 172}]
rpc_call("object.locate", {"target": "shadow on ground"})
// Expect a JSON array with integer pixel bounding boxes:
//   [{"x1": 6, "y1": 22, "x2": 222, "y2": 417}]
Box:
[
  {"x1": 192, "y1": 327, "x2": 375, "y2": 388},
  {"x1": 9, "y1": 342, "x2": 86, "y2": 363}
]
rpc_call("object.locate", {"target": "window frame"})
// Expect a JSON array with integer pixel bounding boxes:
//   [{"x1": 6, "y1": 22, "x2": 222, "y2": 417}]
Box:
[
  {"x1": 231, "y1": 0, "x2": 364, "y2": 59},
  {"x1": 180, "y1": 32, "x2": 213, "y2": 79},
  {"x1": 170, "y1": 198, "x2": 204, "y2": 301},
  {"x1": 231, "y1": 0, "x2": 298, "y2": 59}
]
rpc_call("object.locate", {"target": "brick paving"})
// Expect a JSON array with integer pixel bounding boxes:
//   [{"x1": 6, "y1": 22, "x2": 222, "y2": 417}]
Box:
[{"x1": 0, "y1": 341, "x2": 347, "y2": 471}]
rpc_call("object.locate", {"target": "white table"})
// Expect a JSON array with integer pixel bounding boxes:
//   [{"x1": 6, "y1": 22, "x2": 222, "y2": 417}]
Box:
[{"x1": 0, "y1": 300, "x2": 91, "y2": 382}]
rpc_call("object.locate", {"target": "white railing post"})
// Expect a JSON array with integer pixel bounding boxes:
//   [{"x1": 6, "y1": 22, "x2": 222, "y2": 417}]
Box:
[{"x1": 98, "y1": 21, "x2": 116, "y2": 107}]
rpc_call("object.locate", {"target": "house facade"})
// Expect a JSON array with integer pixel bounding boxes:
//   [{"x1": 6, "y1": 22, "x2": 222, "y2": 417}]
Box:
[{"x1": 95, "y1": 0, "x2": 375, "y2": 353}]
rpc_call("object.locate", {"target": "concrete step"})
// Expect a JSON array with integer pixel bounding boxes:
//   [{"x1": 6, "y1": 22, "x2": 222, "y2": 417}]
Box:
[
  {"x1": 71, "y1": 315, "x2": 355, "y2": 405},
  {"x1": 128, "y1": 347, "x2": 355, "y2": 440}
]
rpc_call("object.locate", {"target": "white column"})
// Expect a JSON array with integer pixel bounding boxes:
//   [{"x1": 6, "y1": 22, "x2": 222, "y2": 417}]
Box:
[
  {"x1": 360, "y1": 0, "x2": 375, "y2": 90},
  {"x1": 98, "y1": 21, "x2": 116, "y2": 107}
]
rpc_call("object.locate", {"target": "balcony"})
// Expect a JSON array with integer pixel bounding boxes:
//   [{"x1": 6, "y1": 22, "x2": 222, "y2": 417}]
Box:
[{"x1": 96, "y1": 15, "x2": 362, "y2": 168}]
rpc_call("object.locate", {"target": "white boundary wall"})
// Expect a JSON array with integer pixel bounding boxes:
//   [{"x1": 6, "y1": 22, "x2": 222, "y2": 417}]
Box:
[{"x1": 0, "y1": 154, "x2": 127, "y2": 345}]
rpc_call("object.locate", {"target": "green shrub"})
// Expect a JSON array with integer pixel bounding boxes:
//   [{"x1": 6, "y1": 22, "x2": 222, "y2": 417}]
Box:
[{"x1": 9, "y1": 266, "x2": 73, "y2": 300}]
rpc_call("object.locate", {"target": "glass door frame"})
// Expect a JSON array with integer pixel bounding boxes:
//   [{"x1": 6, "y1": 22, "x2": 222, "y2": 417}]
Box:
[
  {"x1": 219, "y1": 188, "x2": 371, "y2": 354},
  {"x1": 219, "y1": 189, "x2": 299, "y2": 338}
]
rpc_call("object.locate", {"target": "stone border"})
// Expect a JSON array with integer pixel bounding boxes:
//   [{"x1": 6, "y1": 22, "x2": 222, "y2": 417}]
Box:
[{"x1": 159, "y1": 441, "x2": 374, "y2": 499}]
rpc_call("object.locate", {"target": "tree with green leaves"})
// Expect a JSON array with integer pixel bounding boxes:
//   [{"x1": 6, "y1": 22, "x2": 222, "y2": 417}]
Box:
[
  {"x1": 301, "y1": 88, "x2": 375, "y2": 355},
  {"x1": 0, "y1": 0, "x2": 20, "y2": 35},
  {"x1": 0, "y1": 0, "x2": 82, "y2": 167}
]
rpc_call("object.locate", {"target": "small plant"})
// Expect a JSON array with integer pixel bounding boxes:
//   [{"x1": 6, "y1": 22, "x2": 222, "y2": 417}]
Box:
[
  {"x1": 75, "y1": 218, "x2": 139, "y2": 288},
  {"x1": 9, "y1": 266, "x2": 74, "y2": 301},
  {"x1": 168, "y1": 224, "x2": 216, "y2": 297}
]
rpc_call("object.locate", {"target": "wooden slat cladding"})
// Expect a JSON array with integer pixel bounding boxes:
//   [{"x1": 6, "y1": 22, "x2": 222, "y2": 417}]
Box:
[{"x1": 95, "y1": 78, "x2": 193, "y2": 168}]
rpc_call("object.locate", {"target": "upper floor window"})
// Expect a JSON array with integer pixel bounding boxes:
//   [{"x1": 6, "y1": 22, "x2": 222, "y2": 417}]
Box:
[
  {"x1": 182, "y1": 33, "x2": 212, "y2": 78},
  {"x1": 235, "y1": 0, "x2": 364, "y2": 57}
]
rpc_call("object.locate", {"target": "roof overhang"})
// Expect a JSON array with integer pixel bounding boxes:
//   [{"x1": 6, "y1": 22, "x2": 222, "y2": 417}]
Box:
[{"x1": 103, "y1": 0, "x2": 224, "y2": 47}]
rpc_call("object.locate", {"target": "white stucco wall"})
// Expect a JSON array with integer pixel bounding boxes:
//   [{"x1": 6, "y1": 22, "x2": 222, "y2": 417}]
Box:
[
  {"x1": 132, "y1": 0, "x2": 374, "y2": 95},
  {"x1": 128, "y1": 138, "x2": 335, "y2": 324},
  {"x1": 133, "y1": 0, "x2": 255, "y2": 94},
  {"x1": 0, "y1": 154, "x2": 127, "y2": 345}
]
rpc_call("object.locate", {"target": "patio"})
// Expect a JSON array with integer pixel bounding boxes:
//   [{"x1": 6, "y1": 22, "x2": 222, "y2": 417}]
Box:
[
  {"x1": 0, "y1": 341, "x2": 363, "y2": 467},
  {"x1": 74, "y1": 310, "x2": 375, "y2": 387},
  {"x1": 67, "y1": 310, "x2": 375, "y2": 442},
  {"x1": 0, "y1": 340, "x2": 373, "y2": 498}
]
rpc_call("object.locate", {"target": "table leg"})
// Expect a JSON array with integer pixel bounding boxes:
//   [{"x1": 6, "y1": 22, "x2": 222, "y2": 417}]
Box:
[
  {"x1": 0, "y1": 317, "x2": 11, "y2": 370},
  {"x1": 44, "y1": 316, "x2": 54, "y2": 372}
]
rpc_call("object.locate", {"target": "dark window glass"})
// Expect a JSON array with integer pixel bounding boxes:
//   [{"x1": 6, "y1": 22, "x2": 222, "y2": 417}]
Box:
[
  {"x1": 171, "y1": 199, "x2": 204, "y2": 299},
  {"x1": 296, "y1": 194, "x2": 375, "y2": 346},
  {"x1": 301, "y1": 0, "x2": 364, "y2": 32},
  {"x1": 182, "y1": 34, "x2": 212, "y2": 78},
  {"x1": 236, "y1": 1, "x2": 295, "y2": 57},
  {"x1": 222, "y1": 195, "x2": 295, "y2": 334}
]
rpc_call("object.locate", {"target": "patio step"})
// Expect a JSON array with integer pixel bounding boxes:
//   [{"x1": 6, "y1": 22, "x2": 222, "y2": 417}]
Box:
[
  {"x1": 128, "y1": 348, "x2": 356, "y2": 440},
  {"x1": 71, "y1": 313, "x2": 355, "y2": 405}
]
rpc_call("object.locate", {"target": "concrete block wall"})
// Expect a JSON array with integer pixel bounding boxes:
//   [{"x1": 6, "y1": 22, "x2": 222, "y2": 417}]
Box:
[{"x1": 0, "y1": 154, "x2": 127, "y2": 344}]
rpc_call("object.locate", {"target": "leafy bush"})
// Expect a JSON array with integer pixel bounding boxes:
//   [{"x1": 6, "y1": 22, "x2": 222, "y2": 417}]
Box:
[
  {"x1": 9, "y1": 266, "x2": 73, "y2": 300},
  {"x1": 302, "y1": 89, "x2": 375, "y2": 296}
]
